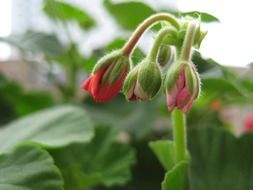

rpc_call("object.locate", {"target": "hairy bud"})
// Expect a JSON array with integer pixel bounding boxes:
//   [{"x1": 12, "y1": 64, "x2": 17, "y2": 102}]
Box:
[
  {"x1": 82, "y1": 50, "x2": 130, "y2": 102},
  {"x1": 123, "y1": 59, "x2": 162, "y2": 101},
  {"x1": 164, "y1": 61, "x2": 200, "y2": 112}
]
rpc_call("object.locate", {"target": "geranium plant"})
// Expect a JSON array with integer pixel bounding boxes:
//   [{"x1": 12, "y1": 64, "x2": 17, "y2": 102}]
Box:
[{"x1": 82, "y1": 13, "x2": 206, "y2": 189}]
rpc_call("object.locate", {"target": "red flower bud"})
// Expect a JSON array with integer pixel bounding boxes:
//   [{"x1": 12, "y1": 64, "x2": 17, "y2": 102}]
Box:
[
  {"x1": 164, "y1": 61, "x2": 200, "y2": 113},
  {"x1": 243, "y1": 114, "x2": 253, "y2": 133},
  {"x1": 82, "y1": 50, "x2": 129, "y2": 102}
]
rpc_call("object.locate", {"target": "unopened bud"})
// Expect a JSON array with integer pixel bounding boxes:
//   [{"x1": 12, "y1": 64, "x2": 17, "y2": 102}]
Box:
[
  {"x1": 178, "y1": 17, "x2": 207, "y2": 49},
  {"x1": 164, "y1": 60, "x2": 200, "y2": 112},
  {"x1": 158, "y1": 45, "x2": 173, "y2": 67},
  {"x1": 82, "y1": 49, "x2": 130, "y2": 102},
  {"x1": 123, "y1": 59, "x2": 162, "y2": 101}
]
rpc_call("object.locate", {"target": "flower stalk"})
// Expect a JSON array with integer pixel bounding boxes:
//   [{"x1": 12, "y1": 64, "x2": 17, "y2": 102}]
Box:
[
  {"x1": 172, "y1": 108, "x2": 187, "y2": 162},
  {"x1": 122, "y1": 13, "x2": 180, "y2": 56},
  {"x1": 148, "y1": 26, "x2": 177, "y2": 62},
  {"x1": 180, "y1": 21, "x2": 198, "y2": 61}
]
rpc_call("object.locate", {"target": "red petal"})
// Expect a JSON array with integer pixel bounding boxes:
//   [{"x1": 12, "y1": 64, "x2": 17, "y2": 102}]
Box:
[
  {"x1": 244, "y1": 114, "x2": 253, "y2": 132},
  {"x1": 129, "y1": 94, "x2": 137, "y2": 101},
  {"x1": 81, "y1": 76, "x2": 92, "y2": 90},
  {"x1": 176, "y1": 87, "x2": 190, "y2": 109},
  {"x1": 82, "y1": 66, "x2": 128, "y2": 102},
  {"x1": 93, "y1": 68, "x2": 128, "y2": 102}
]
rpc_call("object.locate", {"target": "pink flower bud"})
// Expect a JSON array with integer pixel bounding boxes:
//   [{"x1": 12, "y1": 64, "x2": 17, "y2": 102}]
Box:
[{"x1": 164, "y1": 61, "x2": 200, "y2": 113}]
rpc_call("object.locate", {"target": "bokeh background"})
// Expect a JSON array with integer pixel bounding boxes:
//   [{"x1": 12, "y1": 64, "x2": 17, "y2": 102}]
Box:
[{"x1": 0, "y1": 1, "x2": 253, "y2": 190}]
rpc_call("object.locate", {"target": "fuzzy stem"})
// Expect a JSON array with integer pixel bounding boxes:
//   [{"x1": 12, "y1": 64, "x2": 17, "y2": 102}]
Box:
[
  {"x1": 147, "y1": 27, "x2": 176, "y2": 62},
  {"x1": 122, "y1": 13, "x2": 180, "y2": 56},
  {"x1": 180, "y1": 21, "x2": 197, "y2": 61},
  {"x1": 172, "y1": 108, "x2": 187, "y2": 162}
]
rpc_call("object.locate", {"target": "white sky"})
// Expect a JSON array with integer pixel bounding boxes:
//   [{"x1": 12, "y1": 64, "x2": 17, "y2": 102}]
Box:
[
  {"x1": 0, "y1": 0, "x2": 11, "y2": 60},
  {"x1": 179, "y1": 0, "x2": 253, "y2": 66},
  {"x1": 0, "y1": 0, "x2": 253, "y2": 66}
]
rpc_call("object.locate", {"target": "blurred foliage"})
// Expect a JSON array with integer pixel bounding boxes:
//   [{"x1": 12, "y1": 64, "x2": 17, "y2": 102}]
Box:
[
  {"x1": 0, "y1": 30, "x2": 65, "y2": 57},
  {"x1": 0, "y1": 106, "x2": 94, "y2": 152},
  {"x1": 43, "y1": 0, "x2": 95, "y2": 29},
  {"x1": 104, "y1": 0, "x2": 155, "y2": 30},
  {"x1": 0, "y1": 0, "x2": 253, "y2": 189},
  {"x1": 189, "y1": 128, "x2": 253, "y2": 190},
  {"x1": 0, "y1": 74, "x2": 54, "y2": 124},
  {"x1": 50, "y1": 125, "x2": 135, "y2": 190},
  {"x1": 0, "y1": 145, "x2": 63, "y2": 190}
]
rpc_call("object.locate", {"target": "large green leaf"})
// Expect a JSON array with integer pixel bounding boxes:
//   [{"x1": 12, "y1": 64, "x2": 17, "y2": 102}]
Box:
[
  {"x1": 149, "y1": 140, "x2": 176, "y2": 171},
  {"x1": 0, "y1": 31, "x2": 65, "y2": 57},
  {"x1": 104, "y1": 0, "x2": 156, "y2": 30},
  {"x1": 0, "y1": 145, "x2": 63, "y2": 190},
  {"x1": 43, "y1": 0, "x2": 95, "y2": 29},
  {"x1": 188, "y1": 128, "x2": 253, "y2": 190},
  {"x1": 50, "y1": 125, "x2": 135, "y2": 190},
  {"x1": 0, "y1": 106, "x2": 94, "y2": 152},
  {"x1": 162, "y1": 161, "x2": 189, "y2": 190}
]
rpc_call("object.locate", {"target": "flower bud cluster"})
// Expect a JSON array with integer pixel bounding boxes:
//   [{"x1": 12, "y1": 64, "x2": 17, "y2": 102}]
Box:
[{"x1": 82, "y1": 14, "x2": 206, "y2": 113}]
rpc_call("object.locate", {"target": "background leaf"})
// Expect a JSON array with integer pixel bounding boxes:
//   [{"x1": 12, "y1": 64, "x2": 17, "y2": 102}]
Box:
[
  {"x1": 0, "y1": 106, "x2": 94, "y2": 152},
  {"x1": 149, "y1": 140, "x2": 176, "y2": 171},
  {"x1": 43, "y1": 0, "x2": 95, "y2": 30},
  {"x1": 85, "y1": 96, "x2": 161, "y2": 139},
  {"x1": 0, "y1": 30, "x2": 65, "y2": 57},
  {"x1": 188, "y1": 128, "x2": 253, "y2": 190},
  {"x1": 0, "y1": 145, "x2": 63, "y2": 190},
  {"x1": 50, "y1": 125, "x2": 136, "y2": 190},
  {"x1": 0, "y1": 75, "x2": 54, "y2": 116},
  {"x1": 162, "y1": 161, "x2": 189, "y2": 190},
  {"x1": 179, "y1": 11, "x2": 219, "y2": 23},
  {"x1": 104, "y1": 0, "x2": 156, "y2": 30}
]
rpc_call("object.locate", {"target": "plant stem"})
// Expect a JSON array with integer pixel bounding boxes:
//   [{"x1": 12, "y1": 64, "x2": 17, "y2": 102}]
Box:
[
  {"x1": 172, "y1": 108, "x2": 187, "y2": 162},
  {"x1": 147, "y1": 27, "x2": 176, "y2": 62},
  {"x1": 122, "y1": 13, "x2": 180, "y2": 56},
  {"x1": 180, "y1": 21, "x2": 197, "y2": 61}
]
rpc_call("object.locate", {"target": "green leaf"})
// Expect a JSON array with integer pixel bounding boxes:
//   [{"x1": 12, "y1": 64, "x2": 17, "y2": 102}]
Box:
[
  {"x1": 180, "y1": 11, "x2": 219, "y2": 23},
  {"x1": 188, "y1": 128, "x2": 253, "y2": 190},
  {"x1": 162, "y1": 161, "x2": 189, "y2": 190},
  {"x1": 202, "y1": 78, "x2": 245, "y2": 99},
  {"x1": 50, "y1": 125, "x2": 136, "y2": 190},
  {"x1": 104, "y1": 0, "x2": 156, "y2": 30},
  {"x1": 0, "y1": 145, "x2": 63, "y2": 190},
  {"x1": 0, "y1": 106, "x2": 94, "y2": 152},
  {"x1": 43, "y1": 0, "x2": 95, "y2": 29},
  {"x1": 0, "y1": 30, "x2": 65, "y2": 57},
  {"x1": 149, "y1": 140, "x2": 176, "y2": 170}
]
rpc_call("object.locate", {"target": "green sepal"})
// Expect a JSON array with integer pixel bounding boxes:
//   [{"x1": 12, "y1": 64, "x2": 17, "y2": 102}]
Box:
[
  {"x1": 108, "y1": 56, "x2": 129, "y2": 84},
  {"x1": 164, "y1": 61, "x2": 188, "y2": 92},
  {"x1": 191, "y1": 63, "x2": 201, "y2": 97},
  {"x1": 92, "y1": 49, "x2": 124, "y2": 74},
  {"x1": 194, "y1": 24, "x2": 208, "y2": 49},
  {"x1": 158, "y1": 45, "x2": 173, "y2": 67},
  {"x1": 137, "y1": 59, "x2": 162, "y2": 99},
  {"x1": 185, "y1": 63, "x2": 196, "y2": 94},
  {"x1": 178, "y1": 17, "x2": 207, "y2": 49},
  {"x1": 122, "y1": 65, "x2": 139, "y2": 100}
]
